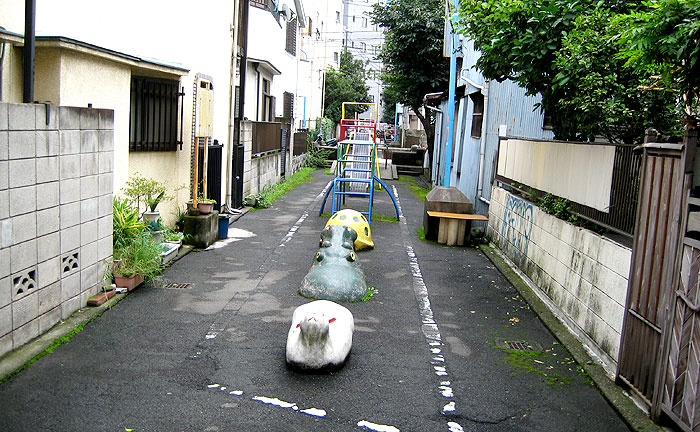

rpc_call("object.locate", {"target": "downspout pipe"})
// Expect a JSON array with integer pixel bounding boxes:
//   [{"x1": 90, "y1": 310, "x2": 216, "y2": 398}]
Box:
[
  {"x1": 443, "y1": 1, "x2": 459, "y2": 187},
  {"x1": 23, "y1": 0, "x2": 35, "y2": 103},
  {"x1": 476, "y1": 80, "x2": 490, "y2": 205},
  {"x1": 255, "y1": 63, "x2": 260, "y2": 121}
]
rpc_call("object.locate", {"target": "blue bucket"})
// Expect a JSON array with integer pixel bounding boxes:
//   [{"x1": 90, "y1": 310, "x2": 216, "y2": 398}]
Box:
[{"x1": 218, "y1": 215, "x2": 231, "y2": 239}]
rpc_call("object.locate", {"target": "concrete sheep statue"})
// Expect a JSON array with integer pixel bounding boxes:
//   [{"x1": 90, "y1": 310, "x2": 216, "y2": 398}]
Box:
[{"x1": 286, "y1": 300, "x2": 354, "y2": 371}]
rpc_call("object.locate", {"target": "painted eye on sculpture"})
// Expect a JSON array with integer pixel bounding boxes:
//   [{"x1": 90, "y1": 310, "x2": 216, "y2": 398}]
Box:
[
  {"x1": 346, "y1": 252, "x2": 356, "y2": 262},
  {"x1": 316, "y1": 252, "x2": 323, "y2": 262}
]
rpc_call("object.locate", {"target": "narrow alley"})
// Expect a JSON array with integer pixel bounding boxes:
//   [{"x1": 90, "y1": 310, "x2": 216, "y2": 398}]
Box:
[{"x1": 0, "y1": 172, "x2": 629, "y2": 431}]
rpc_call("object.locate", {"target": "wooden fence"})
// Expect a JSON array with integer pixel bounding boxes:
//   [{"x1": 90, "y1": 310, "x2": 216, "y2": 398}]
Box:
[
  {"x1": 251, "y1": 121, "x2": 281, "y2": 154},
  {"x1": 616, "y1": 126, "x2": 700, "y2": 431}
]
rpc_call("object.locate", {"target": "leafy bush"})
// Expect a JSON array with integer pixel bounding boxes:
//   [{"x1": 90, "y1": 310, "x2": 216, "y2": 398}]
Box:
[{"x1": 113, "y1": 198, "x2": 145, "y2": 249}]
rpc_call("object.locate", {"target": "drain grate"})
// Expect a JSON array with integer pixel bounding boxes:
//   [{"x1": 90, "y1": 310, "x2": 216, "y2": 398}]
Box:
[
  {"x1": 495, "y1": 339, "x2": 543, "y2": 352},
  {"x1": 160, "y1": 283, "x2": 193, "y2": 290}
]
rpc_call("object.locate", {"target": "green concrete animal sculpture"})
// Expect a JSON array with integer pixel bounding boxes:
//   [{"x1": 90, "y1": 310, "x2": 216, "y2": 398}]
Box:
[{"x1": 299, "y1": 225, "x2": 368, "y2": 302}]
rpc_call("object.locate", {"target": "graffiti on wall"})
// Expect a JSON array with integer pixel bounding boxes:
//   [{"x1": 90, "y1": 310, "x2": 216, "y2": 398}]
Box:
[{"x1": 500, "y1": 194, "x2": 534, "y2": 261}]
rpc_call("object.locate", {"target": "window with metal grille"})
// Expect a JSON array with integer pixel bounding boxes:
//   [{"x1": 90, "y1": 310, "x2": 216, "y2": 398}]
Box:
[
  {"x1": 470, "y1": 91, "x2": 484, "y2": 138},
  {"x1": 129, "y1": 76, "x2": 182, "y2": 152},
  {"x1": 283, "y1": 92, "x2": 294, "y2": 119},
  {"x1": 286, "y1": 17, "x2": 297, "y2": 55}
]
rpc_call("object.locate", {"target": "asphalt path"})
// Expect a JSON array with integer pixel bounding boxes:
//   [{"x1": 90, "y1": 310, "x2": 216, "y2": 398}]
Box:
[{"x1": 0, "y1": 170, "x2": 629, "y2": 431}]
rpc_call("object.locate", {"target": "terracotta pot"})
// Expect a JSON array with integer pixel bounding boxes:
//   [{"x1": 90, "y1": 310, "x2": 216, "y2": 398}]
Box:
[
  {"x1": 113, "y1": 273, "x2": 145, "y2": 292},
  {"x1": 198, "y1": 202, "x2": 214, "y2": 214}
]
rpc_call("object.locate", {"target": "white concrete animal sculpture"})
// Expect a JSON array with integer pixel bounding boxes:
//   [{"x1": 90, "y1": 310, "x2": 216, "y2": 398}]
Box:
[{"x1": 286, "y1": 300, "x2": 354, "y2": 371}]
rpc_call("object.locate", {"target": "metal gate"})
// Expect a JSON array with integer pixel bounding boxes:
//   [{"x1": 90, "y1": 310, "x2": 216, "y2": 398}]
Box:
[
  {"x1": 281, "y1": 126, "x2": 288, "y2": 178},
  {"x1": 617, "y1": 137, "x2": 685, "y2": 406},
  {"x1": 197, "y1": 141, "x2": 223, "y2": 211}
]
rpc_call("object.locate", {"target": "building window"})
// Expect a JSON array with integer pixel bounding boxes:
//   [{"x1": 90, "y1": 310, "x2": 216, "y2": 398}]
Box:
[
  {"x1": 285, "y1": 17, "x2": 297, "y2": 55},
  {"x1": 543, "y1": 110, "x2": 553, "y2": 130},
  {"x1": 129, "y1": 76, "x2": 182, "y2": 152},
  {"x1": 283, "y1": 91, "x2": 294, "y2": 119},
  {"x1": 362, "y1": 17, "x2": 368, "y2": 27},
  {"x1": 307, "y1": 18, "x2": 313, "y2": 36},
  {"x1": 470, "y1": 91, "x2": 484, "y2": 138},
  {"x1": 361, "y1": 42, "x2": 366, "y2": 52},
  {"x1": 261, "y1": 78, "x2": 274, "y2": 121},
  {"x1": 336, "y1": 11, "x2": 340, "y2": 23},
  {"x1": 334, "y1": 52, "x2": 339, "y2": 63}
]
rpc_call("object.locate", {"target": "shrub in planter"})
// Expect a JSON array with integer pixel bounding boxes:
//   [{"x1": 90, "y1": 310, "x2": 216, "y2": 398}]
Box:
[
  {"x1": 112, "y1": 236, "x2": 163, "y2": 290},
  {"x1": 113, "y1": 198, "x2": 145, "y2": 249},
  {"x1": 197, "y1": 198, "x2": 216, "y2": 214},
  {"x1": 121, "y1": 173, "x2": 173, "y2": 219}
]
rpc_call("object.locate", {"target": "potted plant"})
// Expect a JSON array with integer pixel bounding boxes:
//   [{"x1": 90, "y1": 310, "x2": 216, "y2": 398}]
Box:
[
  {"x1": 147, "y1": 217, "x2": 167, "y2": 243},
  {"x1": 113, "y1": 198, "x2": 145, "y2": 248},
  {"x1": 121, "y1": 173, "x2": 173, "y2": 222},
  {"x1": 197, "y1": 198, "x2": 216, "y2": 215},
  {"x1": 112, "y1": 236, "x2": 163, "y2": 291}
]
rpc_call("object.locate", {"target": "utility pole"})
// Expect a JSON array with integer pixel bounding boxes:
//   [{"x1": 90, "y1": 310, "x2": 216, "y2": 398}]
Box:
[
  {"x1": 23, "y1": 0, "x2": 35, "y2": 103},
  {"x1": 442, "y1": 0, "x2": 459, "y2": 187}
]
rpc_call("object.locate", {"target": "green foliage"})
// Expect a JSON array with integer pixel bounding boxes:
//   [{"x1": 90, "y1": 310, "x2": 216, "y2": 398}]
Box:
[
  {"x1": 553, "y1": 7, "x2": 681, "y2": 142},
  {"x1": 370, "y1": 0, "x2": 449, "y2": 125},
  {"x1": 113, "y1": 198, "x2": 145, "y2": 249},
  {"x1": 360, "y1": 286, "x2": 379, "y2": 302},
  {"x1": 324, "y1": 50, "x2": 371, "y2": 124},
  {"x1": 616, "y1": 0, "x2": 700, "y2": 118},
  {"x1": 538, "y1": 193, "x2": 572, "y2": 220},
  {"x1": 457, "y1": 0, "x2": 685, "y2": 143},
  {"x1": 304, "y1": 139, "x2": 333, "y2": 169},
  {"x1": 121, "y1": 173, "x2": 173, "y2": 214},
  {"x1": 113, "y1": 235, "x2": 163, "y2": 280}
]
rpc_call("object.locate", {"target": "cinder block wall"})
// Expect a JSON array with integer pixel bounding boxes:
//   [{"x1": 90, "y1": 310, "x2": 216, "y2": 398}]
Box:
[
  {"x1": 0, "y1": 103, "x2": 114, "y2": 358},
  {"x1": 487, "y1": 186, "x2": 630, "y2": 367}
]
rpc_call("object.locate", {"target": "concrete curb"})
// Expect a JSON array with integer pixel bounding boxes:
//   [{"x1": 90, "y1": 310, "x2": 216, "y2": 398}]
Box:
[
  {"x1": 0, "y1": 292, "x2": 127, "y2": 384},
  {"x1": 480, "y1": 243, "x2": 665, "y2": 432}
]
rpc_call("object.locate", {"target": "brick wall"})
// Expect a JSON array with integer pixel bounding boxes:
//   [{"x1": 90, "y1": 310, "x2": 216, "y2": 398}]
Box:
[
  {"x1": 487, "y1": 186, "x2": 630, "y2": 369},
  {"x1": 0, "y1": 103, "x2": 114, "y2": 358}
]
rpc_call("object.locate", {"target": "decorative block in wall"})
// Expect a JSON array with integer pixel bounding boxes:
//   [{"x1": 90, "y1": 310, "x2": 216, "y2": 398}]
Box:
[{"x1": 0, "y1": 103, "x2": 114, "y2": 358}]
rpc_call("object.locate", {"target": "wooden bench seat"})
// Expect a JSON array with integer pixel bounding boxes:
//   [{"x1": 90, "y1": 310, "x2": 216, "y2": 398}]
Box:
[
  {"x1": 426, "y1": 211, "x2": 488, "y2": 246},
  {"x1": 426, "y1": 211, "x2": 489, "y2": 221}
]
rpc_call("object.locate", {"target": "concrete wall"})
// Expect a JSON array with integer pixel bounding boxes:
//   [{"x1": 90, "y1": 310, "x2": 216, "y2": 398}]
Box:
[
  {"x1": 487, "y1": 186, "x2": 630, "y2": 368},
  {"x1": 0, "y1": 102, "x2": 113, "y2": 358}
]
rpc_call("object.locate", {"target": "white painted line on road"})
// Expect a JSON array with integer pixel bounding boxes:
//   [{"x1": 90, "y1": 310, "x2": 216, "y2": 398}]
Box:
[
  {"x1": 448, "y1": 421, "x2": 464, "y2": 431},
  {"x1": 300, "y1": 407, "x2": 327, "y2": 417},
  {"x1": 357, "y1": 420, "x2": 401, "y2": 432},
  {"x1": 252, "y1": 395, "x2": 299, "y2": 410},
  {"x1": 393, "y1": 185, "x2": 463, "y2": 432}
]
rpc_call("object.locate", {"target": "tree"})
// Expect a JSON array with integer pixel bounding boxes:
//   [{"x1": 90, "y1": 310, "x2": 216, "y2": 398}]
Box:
[
  {"x1": 370, "y1": 0, "x2": 449, "y2": 160},
  {"x1": 324, "y1": 50, "x2": 371, "y2": 125},
  {"x1": 552, "y1": 8, "x2": 679, "y2": 142},
  {"x1": 616, "y1": 0, "x2": 700, "y2": 121},
  {"x1": 457, "y1": 0, "x2": 682, "y2": 143}
]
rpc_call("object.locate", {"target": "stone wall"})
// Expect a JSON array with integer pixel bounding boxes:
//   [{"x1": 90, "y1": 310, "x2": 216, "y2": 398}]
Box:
[
  {"x1": 487, "y1": 186, "x2": 630, "y2": 368},
  {"x1": 0, "y1": 103, "x2": 113, "y2": 358}
]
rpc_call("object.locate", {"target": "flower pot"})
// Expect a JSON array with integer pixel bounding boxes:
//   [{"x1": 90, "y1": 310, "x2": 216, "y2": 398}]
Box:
[
  {"x1": 161, "y1": 242, "x2": 180, "y2": 265},
  {"x1": 150, "y1": 230, "x2": 164, "y2": 243},
  {"x1": 143, "y1": 211, "x2": 160, "y2": 223},
  {"x1": 113, "y1": 273, "x2": 145, "y2": 292},
  {"x1": 198, "y1": 202, "x2": 214, "y2": 214}
]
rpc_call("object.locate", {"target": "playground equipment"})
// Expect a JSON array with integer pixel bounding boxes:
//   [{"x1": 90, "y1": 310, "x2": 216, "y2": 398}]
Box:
[
  {"x1": 320, "y1": 102, "x2": 399, "y2": 224},
  {"x1": 325, "y1": 209, "x2": 374, "y2": 251}
]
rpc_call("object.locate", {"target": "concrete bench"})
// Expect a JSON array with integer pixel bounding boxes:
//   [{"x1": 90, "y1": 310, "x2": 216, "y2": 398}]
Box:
[{"x1": 426, "y1": 210, "x2": 488, "y2": 246}]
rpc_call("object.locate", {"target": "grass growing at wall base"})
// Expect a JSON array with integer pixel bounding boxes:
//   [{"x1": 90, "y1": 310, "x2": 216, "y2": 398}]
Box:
[
  {"x1": 396, "y1": 175, "x2": 430, "y2": 201},
  {"x1": 247, "y1": 167, "x2": 315, "y2": 210}
]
